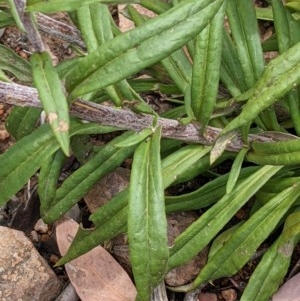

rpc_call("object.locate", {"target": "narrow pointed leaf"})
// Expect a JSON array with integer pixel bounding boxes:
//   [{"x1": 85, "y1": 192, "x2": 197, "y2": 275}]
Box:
[
  {"x1": 7, "y1": 0, "x2": 26, "y2": 31},
  {"x1": 66, "y1": 0, "x2": 225, "y2": 99},
  {"x1": 189, "y1": 183, "x2": 300, "y2": 289},
  {"x1": 272, "y1": 0, "x2": 300, "y2": 135},
  {"x1": 0, "y1": 44, "x2": 31, "y2": 82},
  {"x1": 168, "y1": 165, "x2": 282, "y2": 270},
  {"x1": 57, "y1": 139, "x2": 211, "y2": 265},
  {"x1": 42, "y1": 132, "x2": 136, "y2": 223},
  {"x1": 38, "y1": 150, "x2": 66, "y2": 214},
  {"x1": 5, "y1": 107, "x2": 42, "y2": 140},
  {"x1": 31, "y1": 52, "x2": 70, "y2": 156},
  {"x1": 220, "y1": 28, "x2": 248, "y2": 96},
  {"x1": 26, "y1": 0, "x2": 139, "y2": 13},
  {"x1": 0, "y1": 124, "x2": 58, "y2": 206},
  {"x1": 127, "y1": 3, "x2": 192, "y2": 94},
  {"x1": 222, "y1": 41, "x2": 300, "y2": 134},
  {"x1": 191, "y1": 1, "x2": 226, "y2": 128},
  {"x1": 226, "y1": 0, "x2": 265, "y2": 88},
  {"x1": 128, "y1": 127, "x2": 169, "y2": 301},
  {"x1": 226, "y1": 147, "x2": 249, "y2": 193},
  {"x1": 240, "y1": 238, "x2": 290, "y2": 301},
  {"x1": 165, "y1": 166, "x2": 260, "y2": 213},
  {"x1": 241, "y1": 210, "x2": 300, "y2": 301}
]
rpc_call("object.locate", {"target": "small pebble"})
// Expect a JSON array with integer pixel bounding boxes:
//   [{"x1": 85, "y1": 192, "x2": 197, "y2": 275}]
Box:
[
  {"x1": 0, "y1": 129, "x2": 9, "y2": 140},
  {"x1": 198, "y1": 292, "x2": 218, "y2": 301},
  {"x1": 221, "y1": 288, "x2": 237, "y2": 301},
  {"x1": 34, "y1": 218, "x2": 49, "y2": 233}
]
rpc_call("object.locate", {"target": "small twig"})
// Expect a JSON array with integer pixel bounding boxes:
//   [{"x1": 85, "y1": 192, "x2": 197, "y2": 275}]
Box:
[
  {"x1": 0, "y1": 82, "x2": 275, "y2": 152},
  {"x1": 55, "y1": 283, "x2": 79, "y2": 301},
  {"x1": 183, "y1": 288, "x2": 203, "y2": 301},
  {"x1": 36, "y1": 13, "x2": 85, "y2": 48},
  {"x1": 13, "y1": 0, "x2": 45, "y2": 52},
  {"x1": 152, "y1": 282, "x2": 169, "y2": 301}
]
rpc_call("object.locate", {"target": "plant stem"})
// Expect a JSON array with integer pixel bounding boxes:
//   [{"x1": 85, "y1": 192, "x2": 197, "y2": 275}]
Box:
[{"x1": 0, "y1": 82, "x2": 274, "y2": 152}]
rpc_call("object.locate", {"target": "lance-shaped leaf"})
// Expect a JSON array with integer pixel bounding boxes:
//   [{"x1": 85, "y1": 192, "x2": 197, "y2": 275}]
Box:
[
  {"x1": 77, "y1": 3, "x2": 138, "y2": 106},
  {"x1": 5, "y1": 107, "x2": 42, "y2": 140},
  {"x1": 7, "y1": 0, "x2": 26, "y2": 32},
  {"x1": 272, "y1": 0, "x2": 300, "y2": 135},
  {"x1": 0, "y1": 124, "x2": 58, "y2": 206},
  {"x1": 42, "y1": 131, "x2": 136, "y2": 223},
  {"x1": 191, "y1": 1, "x2": 226, "y2": 129},
  {"x1": 57, "y1": 143, "x2": 212, "y2": 265},
  {"x1": 66, "y1": 0, "x2": 225, "y2": 99},
  {"x1": 226, "y1": 147, "x2": 249, "y2": 193},
  {"x1": 31, "y1": 52, "x2": 70, "y2": 156},
  {"x1": 26, "y1": 0, "x2": 139, "y2": 13},
  {"x1": 222, "y1": 41, "x2": 300, "y2": 134},
  {"x1": 38, "y1": 150, "x2": 66, "y2": 215},
  {"x1": 240, "y1": 209, "x2": 300, "y2": 301},
  {"x1": 128, "y1": 127, "x2": 169, "y2": 301},
  {"x1": 127, "y1": 4, "x2": 192, "y2": 94},
  {"x1": 168, "y1": 165, "x2": 282, "y2": 270},
  {"x1": 220, "y1": 28, "x2": 248, "y2": 97},
  {"x1": 0, "y1": 44, "x2": 32, "y2": 82},
  {"x1": 0, "y1": 120, "x2": 116, "y2": 208},
  {"x1": 165, "y1": 166, "x2": 260, "y2": 213},
  {"x1": 186, "y1": 183, "x2": 300, "y2": 291},
  {"x1": 226, "y1": 0, "x2": 265, "y2": 88}
]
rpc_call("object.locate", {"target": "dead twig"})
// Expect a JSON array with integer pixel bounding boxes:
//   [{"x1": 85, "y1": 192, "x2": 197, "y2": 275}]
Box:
[
  {"x1": 36, "y1": 13, "x2": 85, "y2": 48},
  {"x1": 0, "y1": 81, "x2": 275, "y2": 152}
]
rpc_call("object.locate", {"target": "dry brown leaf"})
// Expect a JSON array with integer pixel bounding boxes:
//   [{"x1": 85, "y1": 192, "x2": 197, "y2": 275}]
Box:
[
  {"x1": 272, "y1": 273, "x2": 300, "y2": 301},
  {"x1": 56, "y1": 217, "x2": 137, "y2": 301}
]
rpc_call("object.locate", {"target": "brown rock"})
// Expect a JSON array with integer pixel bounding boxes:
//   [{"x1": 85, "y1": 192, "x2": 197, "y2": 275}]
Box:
[
  {"x1": 221, "y1": 288, "x2": 237, "y2": 301},
  {"x1": 0, "y1": 226, "x2": 62, "y2": 301},
  {"x1": 198, "y1": 292, "x2": 218, "y2": 301}
]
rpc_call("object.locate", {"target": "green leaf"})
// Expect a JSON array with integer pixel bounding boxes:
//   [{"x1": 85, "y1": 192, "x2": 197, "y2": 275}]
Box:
[
  {"x1": 7, "y1": 0, "x2": 26, "y2": 31},
  {"x1": 56, "y1": 189, "x2": 129, "y2": 266},
  {"x1": 0, "y1": 10, "x2": 15, "y2": 28},
  {"x1": 168, "y1": 165, "x2": 282, "y2": 270},
  {"x1": 162, "y1": 144, "x2": 211, "y2": 188},
  {"x1": 187, "y1": 183, "x2": 300, "y2": 290},
  {"x1": 272, "y1": 0, "x2": 300, "y2": 135},
  {"x1": 114, "y1": 127, "x2": 154, "y2": 148},
  {"x1": 26, "y1": 0, "x2": 139, "y2": 13},
  {"x1": 127, "y1": 4, "x2": 192, "y2": 94},
  {"x1": 240, "y1": 238, "x2": 290, "y2": 301},
  {"x1": 77, "y1": 3, "x2": 140, "y2": 106},
  {"x1": 191, "y1": 1, "x2": 226, "y2": 128},
  {"x1": 220, "y1": 28, "x2": 248, "y2": 96},
  {"x1": 57, "y1": 140, "x2": 213, "y2": 264},
  {"x1": 128, "y1": 127, "x2": 168, "y2": 301},
  {"x1": 222, "y1": 41, "x2": 300, "y2": 134},
  {"x1": 38, "y1": 150, "x2": 66, "y2": 215},
  {"x1": 5, "y1": 107, "x2": 42, "y2": 140},
  {"x1": 240, "y1": 209, "x2": 300, "y2": 301},
  {"x1": 0, "y1": 124, "x2": 58, "y2": 206},
  {"x1": 31, "y1": 51, "x2": 70, "y2": 156},
  {"x1": 42, "y1": 132, "x2": 136, "y2": 223},
  {"x1": 165, "y1": 166, "x2": 260, "y2": 213},
  {"x1": 66, "y1": 0, "x2": 225, "y2": 99},
  {"x1": 226, "y1": 147, "x2": 249, "y2": 193},
  {"x1": 0, "y1": 44, "x2": 32, "y2": 82},
  {"x1": 226, "y1": 0, "x2": 265, "y2": 88}
]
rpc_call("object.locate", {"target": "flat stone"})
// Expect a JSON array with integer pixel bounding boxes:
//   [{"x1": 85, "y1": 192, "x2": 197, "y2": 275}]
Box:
[
  {"x1": 0, "y1": 226, "x2": 62, "y2": 301},
  {"x1": 198, "y1": 292, "x2": 218, "y2": 301}
]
